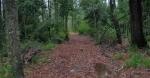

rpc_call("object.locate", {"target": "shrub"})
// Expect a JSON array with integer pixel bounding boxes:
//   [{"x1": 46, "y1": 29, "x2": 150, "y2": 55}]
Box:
[
  {"x1": 78, "y1": 20, "x2": 90, "y2": 35},
  {"x1": 125, "y1": 52, "x2": 150, "y2": 69}
]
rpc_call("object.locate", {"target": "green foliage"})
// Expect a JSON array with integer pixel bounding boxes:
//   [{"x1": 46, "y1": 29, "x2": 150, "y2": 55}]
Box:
[
  {"x1": 146, "y1": 49, "x2": 150, "y2": 56},
  {"x1": 125, "y1": 52, "x2": 150, "y2": 69},
  {"x1": 129, "y1": 45, "x2": 138, "y2": 52},
  {"x1": 41, "y1": 41, "x2": 56, "y2": 51},
  {"x1": 78, "y1": 20, "x2": 90, "y2": 35},
  {"x1": 31, "y1": 55, "x2": 39, "y2": 64},
  {"x1": 143, "y1": 0, "x2": 150, "y2": 44},
  {"x1": 0, "y1": 64, "x2": 12, "y2": 78},
  {"x1": 105, "y1": 28, "x2": 116, "y2": 40},
  {"x1": 94, "y1": 27, "x2": 116, "y2": 44},
  {"x1": 31, "y1": 54, "x2": 49, "y2": 64},
  {"x1": 18, "y1": 0, "x2": 46, "y2": 41},
  {"x1": 31, "y1": 55, "x2": 49, "y2": 64},
  {"x1": 113, "y1": 53, "x2": 124, "y2": 60}
]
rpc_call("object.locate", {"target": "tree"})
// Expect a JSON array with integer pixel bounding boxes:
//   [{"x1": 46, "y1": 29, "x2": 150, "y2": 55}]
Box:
[
  {"x1": 129, "y1": 0, "x2": 147, "y2": 47},
  {"x1": 110, "y1": 0, "x2": 122, "y2": 44},
  {"x1": 0, "y1": 0, "x2": 2, "y2": 53},
  {"x1": 58, "y1": 0, "x2": 74, "y2": 41},
  {"x1": 48, "y1": 0, "x2": 51, "y2": 18},
  {"x1": 5, "y1": 0, "x2": 24, "y2": 77}
]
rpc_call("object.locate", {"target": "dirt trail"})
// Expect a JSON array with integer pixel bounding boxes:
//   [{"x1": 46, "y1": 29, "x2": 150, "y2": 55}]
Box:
[{"x1": 25, "y1": 34, "x2": 150, "y2": 78}]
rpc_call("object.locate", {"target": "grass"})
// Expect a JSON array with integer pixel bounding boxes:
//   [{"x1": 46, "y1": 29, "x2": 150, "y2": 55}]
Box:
[
  {"x1": 0, "y1": 63, "x2": 12, "y2": 78},
  {"x1": 125, "y1": 52, "x2": 150, "y2": 69},
  {"x1": 31, "y1": 55, "x2": 40, "y2": 64},
  {"x1": 21, "y1": 40, "x2": 56, "y2": 65},
  {"x1": 21, "y1": 40, "x2": 56, "y2": 51},
  {"x1": 0, "y1": 53, "x2": 9, "y2": 78},
  {"x1": 113, "y1": 52, "x2": 124, "y2": 60},
  {"x1": 31, "y1": 54, "x2": 50, "y2": 64},
  {"x1": 129, "y1": 45, "x2": 138, "y2": 52},
  {"x1": 41, "y1": 42, "x2": 56, "y2": 51}
]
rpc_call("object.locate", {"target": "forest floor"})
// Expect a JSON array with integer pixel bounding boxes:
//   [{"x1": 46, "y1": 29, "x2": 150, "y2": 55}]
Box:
[{"x1": 24, "y1": 33, "x2": 150, "y2": 78}]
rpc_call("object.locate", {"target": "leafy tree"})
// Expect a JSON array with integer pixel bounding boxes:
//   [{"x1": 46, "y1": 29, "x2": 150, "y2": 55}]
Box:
[
  {"x1": 109, "y1": 0, "x2": 122, "y2": 44},
  {"x1": 18, "y1": 0, "x2": 46, "y2": 40},
  {"x1": 58, "y1": 0, "x2": 74, "y2": 41}
]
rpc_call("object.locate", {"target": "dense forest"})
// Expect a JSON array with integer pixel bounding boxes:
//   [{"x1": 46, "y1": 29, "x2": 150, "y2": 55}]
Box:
[{"x1": 1, "y1": 0, "x2": 150, "y2": 78}]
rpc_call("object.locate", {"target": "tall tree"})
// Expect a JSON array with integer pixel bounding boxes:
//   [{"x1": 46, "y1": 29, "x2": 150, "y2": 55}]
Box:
[
  {"x1": 59, "y1": 0, "x2": 73, "y2": 41},
  {"x1": 129, "y1": 0, "x2": 147, "y2": 47},
  {"x1": 5, "y1": 0, "x2": 24, "y2": 77},
  {"x1": 110, "y1": 0, "x2": 122, "y2": 44},
  {"x1": 48, "y1": 0, "x2": 51, "y2": 18},
  {"x1": 0, "y1": 0, "x2": 2, "y2": 53}
]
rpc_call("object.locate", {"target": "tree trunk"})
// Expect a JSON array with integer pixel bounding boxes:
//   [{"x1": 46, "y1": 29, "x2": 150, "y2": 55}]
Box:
[
  {"x1": 129, "y1": 0, "x2": 147, "y2": 48},
  {"x1": 65, "y1": 15, "x2": 69, "y2": 41},
  {"x1": 41, "y1": 0, "x2": 44, "y2": 21},
  {"x1": 110, "y1": 0, "x2": 122, "y2": 44},
  {"x1": 48, "y1": 0, "x2": 51, "y2": 18},
  {"x1": 54, "y1": 0, "x2": 59, "y2": 20},
  {"x1": 54, "y1": 0, "x2": 59, "y2": 32},
  {"x1": 0, "y1": 0, "x2": 2, "y2": 53},
  {"x1": 5, "y1": 0, "x2": 24, "y2": 77}
]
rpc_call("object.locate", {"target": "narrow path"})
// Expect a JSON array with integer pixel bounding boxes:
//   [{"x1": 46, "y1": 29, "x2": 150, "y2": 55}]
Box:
[
  {"x1": 26, "y1": 34, "x2": 114, "y2": 78},
  {"x1": 25, "y1": 34, "x2": 150, "y2": 78}
]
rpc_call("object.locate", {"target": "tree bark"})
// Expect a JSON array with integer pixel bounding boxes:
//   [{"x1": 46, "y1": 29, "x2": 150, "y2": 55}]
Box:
[
  {"x1": 5, "y1": 0, "x2": 24, "y2": 77},
  {"x1": 129, "y1": 0, "x2": 147, "y2": 48}
]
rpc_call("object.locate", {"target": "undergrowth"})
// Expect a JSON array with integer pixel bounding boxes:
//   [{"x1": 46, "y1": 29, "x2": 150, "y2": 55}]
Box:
[
  {"x1": 0, "y1": 54, "x2": 11, "y2": 78},
  {"x1": 125, "y1": 45, "x2": 150, "y2": 69},
  {"x1": 21, "y1": 40, "x2": 56, "y2": 51},
  {"x1": 125, "y1": 52, "x2": 150, "y2": 69},
  {"x1": 113, "y1": 52, "x2": 124, "y2": 60}
]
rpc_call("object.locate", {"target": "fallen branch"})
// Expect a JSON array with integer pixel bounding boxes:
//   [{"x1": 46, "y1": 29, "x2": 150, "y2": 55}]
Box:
[{"x1": 21, "y1": 44, "x2": 41, "y2": 64}]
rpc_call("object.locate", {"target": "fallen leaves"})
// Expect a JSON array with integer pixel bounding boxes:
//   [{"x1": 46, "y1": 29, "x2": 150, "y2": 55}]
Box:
[{"x1": 25, "y1": 34, "x2": 150, "y2": 78}]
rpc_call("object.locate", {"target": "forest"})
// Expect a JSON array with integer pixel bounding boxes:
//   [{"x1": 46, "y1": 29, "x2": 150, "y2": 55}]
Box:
[{"x1": 1, "y1": 0, "x2": 150, "y2": 78}]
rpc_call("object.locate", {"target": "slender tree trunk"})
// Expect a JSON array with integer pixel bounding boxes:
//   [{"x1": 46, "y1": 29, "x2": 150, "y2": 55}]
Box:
[
  {"x1": 41, "y1": 0, "x2": 44, "y2": 21},
  {"x1": 54, "y1": 0, "x2": 58, "y2": 20},
  {"x1": 129, "y1": 0, "x2": 147, "y2": 48},
  {"x1": 48, "y1": 0, "x2": 51, "y2": 18},
  {"x1": 54, "y1": 0, "x2": 59, "y2": 32},
  {"x1": 65, "y1": 15, "x2": 69, "y2": 41},
  {"x1": 5, "y1": 0, "x2": 24, "y2": 77},
  {"x1": 0, "y1": 0, "x2": 2, "y2": 53},
  {"x1": 110, "y1": 0, "x2": 122, "y2": 44}
]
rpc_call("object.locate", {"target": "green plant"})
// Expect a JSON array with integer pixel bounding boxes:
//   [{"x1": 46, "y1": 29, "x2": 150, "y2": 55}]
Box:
[
  {"x1": 78, "y1": 20, "x2": 90, "y2": 35},
  {"x1": 125, "y1": 52, "x2": 150, "y2": 69},
  {"x1": 41, "y1": 42, "x2": 56, "y2": 51},
  {"x1": 113, "y1": 52, "x2": 124, "y2": 60},
  {"x1": 0, "y1": 64, "x2": 12, "y2": 78},
  {"x1": 31, "y1": 55, "x2": 39, "y2": 64},
  {"x1": 129, "y1": 45, "x2": 138, "y2": 52}
]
